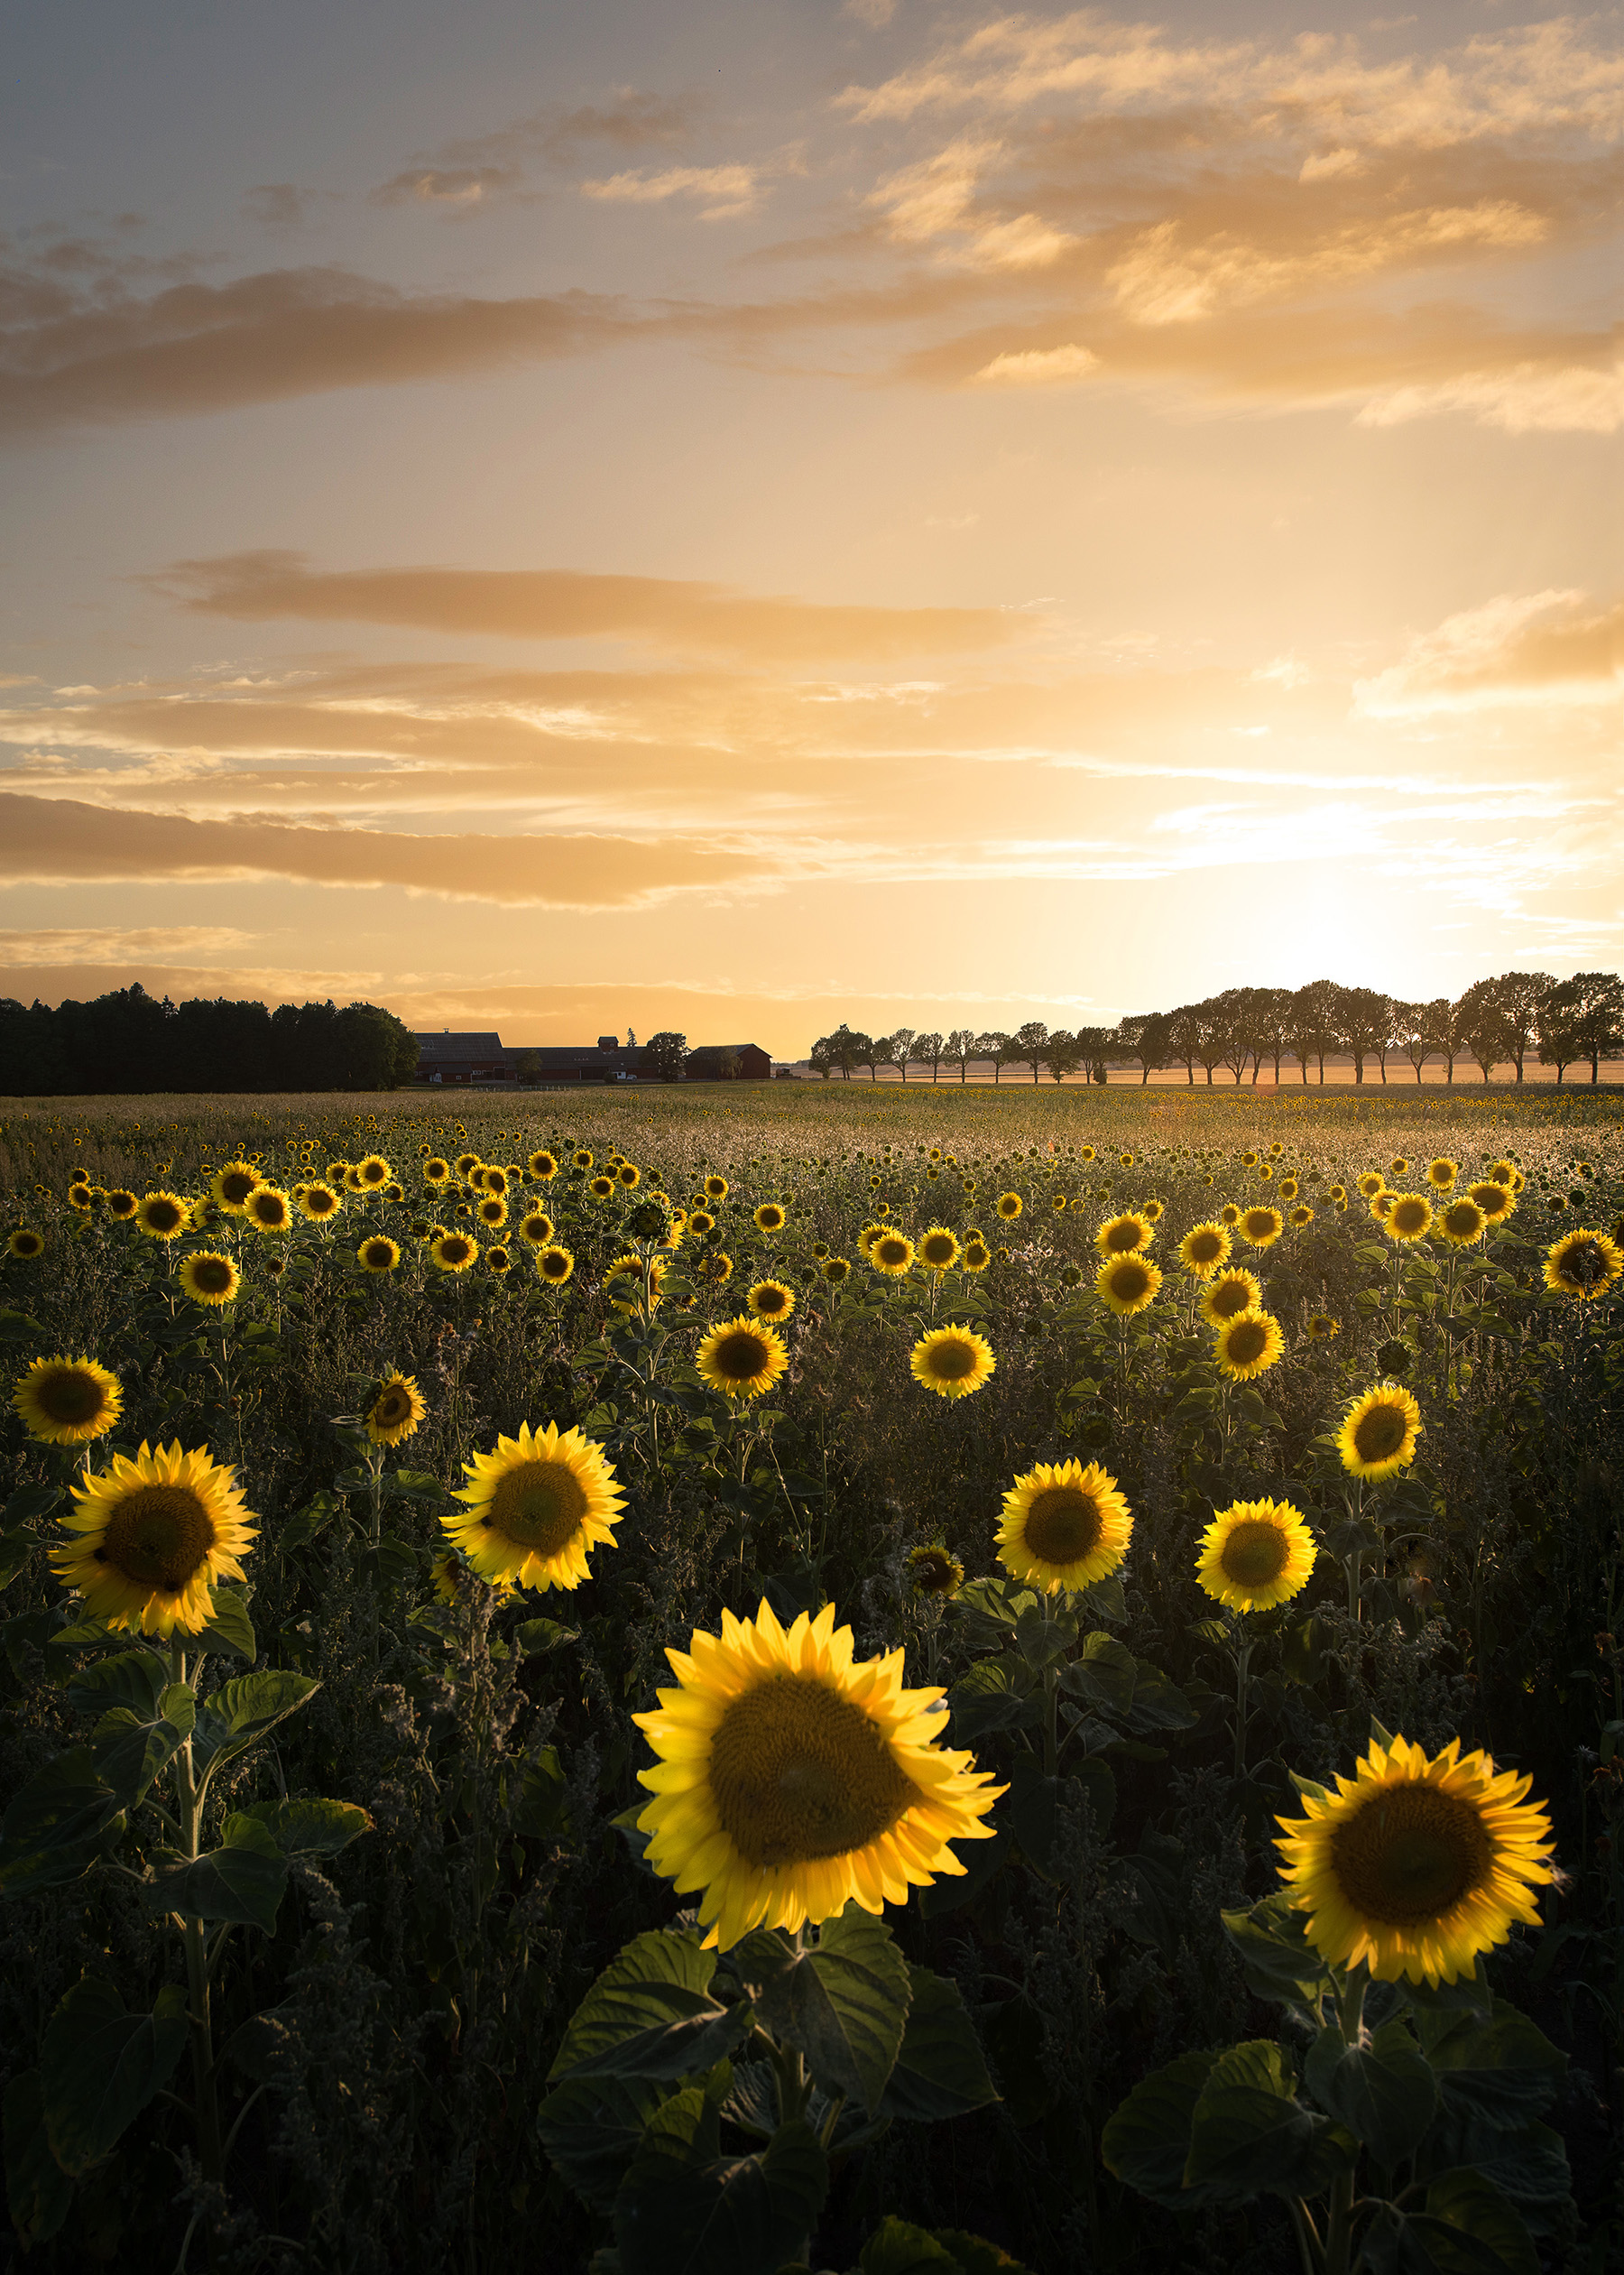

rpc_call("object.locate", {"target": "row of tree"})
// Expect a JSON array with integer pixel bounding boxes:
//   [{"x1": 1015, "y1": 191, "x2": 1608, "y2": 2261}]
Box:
[
  {"x1": 0, "y1": 985, "x2": 420, "y2": 1095},
  {"x1": 807, "y1": 971, "x2": 1624, "y2": 1087}
]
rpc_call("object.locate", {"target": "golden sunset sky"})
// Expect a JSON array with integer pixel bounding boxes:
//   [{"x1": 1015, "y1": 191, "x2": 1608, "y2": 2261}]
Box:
[{"x1": 2, "y1": 1, "x2": 1620, "y2": 1058}]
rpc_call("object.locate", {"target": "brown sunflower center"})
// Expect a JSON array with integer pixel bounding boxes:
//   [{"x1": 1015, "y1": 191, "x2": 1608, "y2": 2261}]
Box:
[
  {"x1": 99, "y1": 1485, "x2": 216, "y2": 1592},
  {"x1": 1244, "y1": 1211, "x2": 1274, "y2": 1237},
  {"x1": 308, "y1": 1189, "x2": 337, "y2": 1214},
  {"x1": 755, "y1": 1287, "x2": 789, "y2": 1315},
  {"x1": 1023, "y1": 1485, "x2": 1103, "y2": 1567},
  {"x1": 363, "y1": 1242, "x2": 394, "y2": 1267},
  {"x1": 1210, "y1": 1279, "x2": 1252, "y2": 1319},
  {"x1": 540, "y1": 1251, "x2": 570, "y2": 1279},
  {"x1": 1391, "y1": 1199, "x2": 1429, "y2": 1235},
  {"x1": 1557, "y1": 1239, "x2": 1605, "y2": 1287},
  {"x1": 712, "y1": 1328, "x2": 770, "y2": 1382},
  {"x1": 921, "y1": 1235, "x2": 956, "y2": 1265},
  {"x1": 1108, "y1": 1262, "x2": 1151, "y2": 1301},
  {"x1": 485, "y1": 1460, "x2": 588, "y2": 1552},
  {"x1": 1225, "y1": 1318, "x2": 1269, "y2": 1364},
  {"x1": 252, "y1": 1196, "x2": 288, "y2": 1226},
  {"x1": 145, "y1": 1200, "x2": 183, "y2": 1233},
  {"x1": 38, "y1": 1366, "x2": 112, "y2": 1426},
  {"x1": 925, "y1": 1336, "x2": 978, "y2": 1382},
  {"x1": 192, "y1": 1258, "x2": 235, "y2": 1294},
  {"x1": 909, "y1": 1549, "x2": 958, "y2": 1595},
  {"x1": 219, "y1": 1170, "x2": 258, "y2": 1204},
  {"x1": 1187, "y1": 1230, "x2": 1224, "y2": 1264},
  {"x1": 372, "y1": 1384, "x2": 411, "y2": 1427},
  {"x1": 1220, "y1": 1519, "x2": 1288, "y2": 1586},
  {"x1": 876, "y1": 1237, "x2": 909, "y2": 1267},
  {"x1": 1354, "y1": 1404, "x2": 1409, "y2": 1463},
  {"x1": 708, "y1": 1673, "x2": 918, "y2": 1868},
  {"x1": 1104, "y1": 1219, "x2": 1141, "y2": 1253},
  {"x1": 440, "y1": 1236, "x2": 473, "y2": 1263},
  {"x1": 1330, "y1": 1784, "x2": 1494, "y2": 1925}
]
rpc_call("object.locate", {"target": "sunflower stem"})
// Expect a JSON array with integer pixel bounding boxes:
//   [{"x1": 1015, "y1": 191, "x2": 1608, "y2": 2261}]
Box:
[
  {"x1": 170, "y1": 1636, "x2": 227, "y2": 2205},
  {"x1": 1232, "y1": 1619, "x2": 1254, "y2": 1780},
  {"x1": 1323, "y1": 1969, "x2": 1368, "y2": 2275}
]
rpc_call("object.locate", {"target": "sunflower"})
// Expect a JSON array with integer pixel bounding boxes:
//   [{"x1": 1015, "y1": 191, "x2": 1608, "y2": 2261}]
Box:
[
  {"x1": 871, "y1": 1231, "x2": 915, "y2": 1277},
  {"x1": 1220, "y1": 1203, "x2": 1241, "y2": 1227},
  {"x1": 1200, "y1": 1268, "x2": 1262, "y2": 1327},
  {"x1": 997, "y1": 1460, "x2": 1131, "y2": 1594},
  {"x1": 536, "y1": 1244, "x2": 575, "y2": 1285},
  {"x1": 996, "y1": 1192, "x2": 1023, "y2": 1221},
  {"x1": 918, "y1": 1226, "x2": 961, "y2": 1272},
  {"x1": 1386, "y1": 1193, "x2": 1434, "y2": 1244},
  {"x1": 1425, "y1": 1158, "x2": 1459, "y2": 1193},
  {"x1": 748, "y1": 1279, "x2": 796, "y2": 1323},
  {"x1": 1095, "y1": 1211, "x2": 1154, "y2": 1259},
  {"x1": 753, "y1": 1202, "x2": 787, "y2": 1234},
  {"x1": 51, "y1": 1441, "x2": 257, "y2": 1637},
  {"x1": 13, "y1": 1355, "x2": 123, "y2": 1446},
  {"x1": 696, "y1": 1316, "x2": 789, "y2": 1401},
  {"x1": 447, "y1": 1421, "x2": 624, "y2": 1590},
  {"x1": 704, "y1": 1175, "x2": 729, "y2": 1200},
  {"x1": 1335, "y1": 1381, "x2": 1422, "y2": 1481},
  {"x1": 327, "y1": 1160, "x2": 352, "y2": 1185},
  {"x1": 1357, "y1": 1172, "x2": 1386, "y2": 1200},
  {"x1": 244, "y1": 1186, "x2": 292, "y2": 1235},
  {"x1": 366, "y1": 1372, "x2": 426, "y2": 1446},
  {"x1": 632, "y1": 1599, "x2": 1001, "y2": 1949},
  {"x1": 910, "y1": 1324, "x2": 995, "y2": 1400},
  {"x1": 1274, "y1": 1733, "x2": 1555, "y2": 1984},
  {"x1": 588, "y1": 1175, "x2": 617, "y2": 1202},
  {"x1": 1179, "y1": 1222, "x2": 1232, "y2": 1279},
  {"x1": 135, "y1": 1190, "x2": 189, "y2": 1242},
  {"x1": 477, "y1": 1196, "x2": 509, "y2": 1229},
  {"x1": 1241, "y1": 1150, "x2": 1260, "y2": 1170},
  {"x1": 907, "y1": 1544, "x2": 964, "y2": 1598},
  {"x1": 1372, "y1": 1191, "x2": 1397, "y2": 1222},
  {"x1": 1544, "y1": 1227, "x2": 1622, "y2": 1301},
  {"x1": 822, "y1": 1256, "x2": 852, "y2": 1283},
  {"x1": 688, "y1": 1209, "x2": 717, "y2": 1237},
  {"x1": 1307, "y1": 1313, "x2": 1342, "y2": 1340},
  {"x1": 1096, "y1": 1254, "x2": 1162, "y2": 1317},
  {"x1": 1434, "y1": 1197, "x2": 1487, "y2": 1249},
  {"x1": 298, "y1": 1181, "x2": 343, "y2": 1224},
  {"x1": 1390, "y1": 1157, "x2": 1410, "y2": 1176},
  {"x1": 1240, "y1": 1205, "x2": 1284, "y2": 1247},
  {"x1": 8, "y1": 1227, "x2": 45, "y2": 1260},
  {"x1": 105, "y1": 1189, "x2": 138, "y2": 1221},
  {"x1": 211, "y1": 1161, "x2": 263, "y2": 1213},
  {"x1": 1196, "y1": 1498, "x2": 1316, "y2": 1611},
  {"x1": 67, "y1": 1181, "x2": 95, "y2": 1212},
  {"x1": 856, "y1": 1223, "x2": 884, "y2": 1258},
  {"x1": 1289, "y1": 1205, "x2": 1315, "y2": 1228},
  {"x1": 962, "y1": 1237, "x2": 992, "y2": 1273},
  {"x1": 357, "y1": 1235, "x2": 401, "y2": 1275},
  {"x1": 424, "y1": 1157, "x2": 451, "y2": 1186},
  {"x1": 180, "y1": 1252, "x2": 241, "y2": 1307},
  {"x1": 605, "y1": 1253, "x2": 665, "y2": 1315},
  {"x1": 617, "y1": 1162, "x2": 641, "y2": 1189},
  {"x1": 431, "y1": 1231, "x2": 479, "y2": 1273},
  {"x1": 481, "y1": 1166, "x2": 510, "y2": 1197},
  {"x1": 518, "y1": 1209, "x2": 556, "y2": 1246},
  {"x1": 528, "y1": 1150, "x2": 558, "y2": 1181},
  {"x1": 572, "y1": 1150, "x2": 594, "y2": 1172},
  {"x1": 1213, "y1": 1309, "x2": 1286, "y2": 1382},
  {"x1": 1467, "y1": 1179, "x2": 1516, "y2": 1224},
  {"x1": 1328, "y1": 1184, "x2": 1347, "y2": 1205},
  {"x1": 1278, "y1": 1178, "x2": 1299, "y2": 1201},
  {"x1": 697, "y1": 1251, "x2": 735, "y2": 1287}
]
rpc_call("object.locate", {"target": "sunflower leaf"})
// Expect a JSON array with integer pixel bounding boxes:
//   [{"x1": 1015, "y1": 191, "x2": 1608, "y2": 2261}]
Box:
[
  {"x1": 2, "y1": 2070, "x2": 76, "y2": 2244},
  {"x1": 741, "y1": 1903, "x2": 912, "y2": 2115},
  {"x1": 1220, "y1": 1896, "x2": 1333, "y2": 2012},
  {"x1": 153, "y1": 1836, "x2": 288, "y2": 1931},
  {"x1": 39, "y1": 1976, "x2": 189, "y2": 2176},
  {"x1": 614, "y1": 2110, "x2": 828, "y2": 2275},
  {"x1": 65, "y1": 1649, "x2": 170, "y2": 1720},
  {"x1": 1101, "y1": 2050, "x2": 1228, "y2": 2207},
  {"x1": 237, "y1": 1797, "x2": 373, "y2": 1856},
  {"x1": 1304, "y1": 2015, "x2": 1437, "y2": 2170},
  {"x1": 549, "y1": 1928, "x2": 734, "y2": 2083},
  {"x1": 0, "y1": 1747, "x2": 127, "y2": 1896},
  {"x1": 881, "y1": 1968, "x2": 999, "y2": 2122},
  {"x1": 1417, "y1": 2000, "x2": 1565, "y2": 2123},
  {"x1": 537, "y1": 2074, "x2": 675, "y2": 2210},
  {"x1": 195, "y1": 1586, "x2": 256, "y2": 1660}
]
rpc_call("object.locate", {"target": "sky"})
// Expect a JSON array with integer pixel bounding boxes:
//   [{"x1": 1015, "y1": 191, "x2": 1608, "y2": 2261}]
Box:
[{"x1": 1, "y1": 0, "x2": 1620, "y2": 1060}]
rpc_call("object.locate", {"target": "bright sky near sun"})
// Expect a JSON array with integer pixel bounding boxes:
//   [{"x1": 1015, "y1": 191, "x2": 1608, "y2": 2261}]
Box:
[{"x1": 2, "y1": 1, "x2": 1620, "y2": 1057}]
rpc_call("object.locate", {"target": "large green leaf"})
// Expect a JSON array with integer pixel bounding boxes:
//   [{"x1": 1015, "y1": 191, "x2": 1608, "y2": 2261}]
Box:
[
  {"x1": 735, "y1": 1903, "x2": 911, "y2": 2114},
  {"x1": 1057, "y1": 1633, "x2": 1138, "y2": 1719},
  {"x1": 614, "y1": 2111, "x2": 828, "y2": 2275},
  {"x1": 232, "y1": 1798, "x2": 373, "y2": 1856},
  {"x1": 549, "y1": 1929, "x2": 736, "y2": 2084},
  {"x1": 40, "y1": 1977, "x2": 189, "y2": 2175},
  {"x1": 1376, "y1": 2169, "x2": 1541, "y2": 2274},
  {"x1": 194, "y1": 1669, "x2": 318, "y2": 1777},
  {"x1": 0, "y1": 1747, "x2": 126, "y2": 1898},
  {"x1": 1421, "y1": 2001, "x2": 1565, "y2": 2126},
  {"x1": 1183, "y1": 2041, "x2": 1349, "y2": 2200},
  {"x1": 881, "y1": 1968, "x2": 998, "y2": 2122},
  {"x1": 946, "y1": 1660, "x2": 1037, "y2": 1743},
  {"x1": 1304, "y1": 2014, "x2": 1437, "y2": 2171},
  {"x1": 2, "y1": 2070, "x2": 75, "y2": 2244},
  {"x1": 153, "y1": 1817, "x2": 288, "y2": 1931},
  {"x1": 65, "y1": 1649, "x2": 170, "y2": 1719},
  {"x1": 1101, "y1": 2051, "x2": 1225, "y2": 2208},
  {"x1": 857, "y1": 2219, "x2": 962, "y2": 2274},
  {"x1": 89, "y1": 1682, "x2": 195, "y2": 1811},
  {"x1": 193, "y1": 1586, "x2": 256, "y2": 1660},
  {"x1": 537, "y1": 2073, "x2": 674, "y2": 2210},
  {"x1": 1220, "y1": 1894, "x2": 1333, "y2": 2012}
]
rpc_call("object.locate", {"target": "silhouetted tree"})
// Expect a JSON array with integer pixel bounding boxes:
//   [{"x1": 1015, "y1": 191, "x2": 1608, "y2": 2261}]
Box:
[{"x1": 643, "y1": 1031, "x2": 688, "y2": 1081}]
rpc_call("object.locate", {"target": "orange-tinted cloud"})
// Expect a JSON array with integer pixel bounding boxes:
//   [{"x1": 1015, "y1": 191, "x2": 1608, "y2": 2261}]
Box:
[
  {"x1": 0, "y1": 792, "x2": 773, "y2": 907},
  {"x1": 152, "y1": 550, "x2": 1026, "y2": 661}
]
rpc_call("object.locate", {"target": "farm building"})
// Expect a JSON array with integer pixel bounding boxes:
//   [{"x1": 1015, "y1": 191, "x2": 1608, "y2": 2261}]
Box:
[{"x1": 411, "y1": 1031, "x2": 770, "y2": 1084}]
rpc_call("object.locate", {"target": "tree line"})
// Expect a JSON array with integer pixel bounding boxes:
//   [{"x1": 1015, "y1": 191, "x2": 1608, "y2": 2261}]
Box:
[
  {"x1": 0, "y1": 985, "x2": 420, "y2": 1095},
  {"x1": 807, "y1": 970, "x2": 1624, "y2": 1087}
]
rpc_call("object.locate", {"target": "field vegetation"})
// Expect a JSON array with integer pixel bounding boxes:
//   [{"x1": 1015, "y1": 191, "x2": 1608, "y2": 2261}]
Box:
[{"x1": 0, "y1": 1084, "x2": 1619, "y2": 2274}]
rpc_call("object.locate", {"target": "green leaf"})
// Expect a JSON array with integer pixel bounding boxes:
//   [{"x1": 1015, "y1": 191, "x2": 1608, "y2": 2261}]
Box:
[
  {"x1": 1280, "y1": 1617, "x2": 1327, "y2": 1686},
  {"x1": 881, "y1": 1968, "x2": 999, "y2": 2122},
  {"x1": 549, "y1": 1929, "x2": 738, "y2": 2084},
  {"x1": 153, "y1": 1830, "x2": 288, "y2": 1931},
  {"x1": 614, "y1": 2112, "x2": 828, "y2": 2275},
  {"x1": 195, "y1": 1669, "x2": 318, "y2": 1772},
  {"x1": 1183, "y1": 2041, "x2": 1323, "y2": 2196},
  {"x1": 1400, "y1": 2169, "x2": 1541, "y2": 2274},
  {"x1": 1421, "y1": 2001, "x2": 1565, "y2": 2125},
  {"x1": 515, "y1": 1617, "x2": 581, "y2": 1657},
  {"x1": 1122, "y1": 1656, "x2": 1196, "y2": 1734},
  {"x1": 0, "y1": 1530, "x2": 36, "y2": 1592},
  {"x1": 40, "y1": 1977, "x2": 189, "y2": 2175},
  {"x1": 1304, "y1": 2015, "x2": 1437, "y2": 2171},
  {"x1": 220, "y1": 2006, "x2": 301, "y2": 2085},
  {"x1": 1220, "y1": 1894, "x2": 1333, "y2": 2011},
  {"x1": 357, "y1": 1535, "x2": 420, "y2": 1589},
  {"x1": 1101, "y1": 2050, "x2": 1225, "y2": 2208},
  {"x1": 1059, "y1": 1632, "x2": 1138, "y2": 1718},
  {"x1": 0, "y1": 1309, "x2": 48, "y2": 1346},
  {"x1": 946, "y1": 1660, "x2": 1037, "y2": 1742},
  {"x1": 193, "y1": 1586, "x2": 256, "y2": 1660},
  {"x1": 236, "y1": 1797, "x2": 372, "y2": 1856},
  {"x1": 537, "y1": 2073, "x2": 674, "y2": 2210},
  {"x1": 88, "y1": 1685, "x2": 195, "y2": 1810},
  {"x1": 65, "y1": 1649, "x2": 170, "y2": 1720},
  {"x1": 925, "y1": 2233, "x2": 1033, "y2": 2275},
  {"x1": 2, "y1": 2070, "x2": 75, "y2": 2244},
  {"x1": 734, "y1": 1902, "x2": 911, "y2": 2114},
  {"x1": 857, "y1": 2217, "x2": 962, "y2": 2273},
  {"x1": 0, "y1": 1748, "x2": 126, "y2": 1899},
  {"x1": 388, "y1": 1468, "x2": 451, "y2": 1502},
  {"x1": 277, "y1": 1491, "x2": 343, "y2": 1551},
  {"x1": 4, "y1": 1482, "x2": 61, "y2": 1527}
]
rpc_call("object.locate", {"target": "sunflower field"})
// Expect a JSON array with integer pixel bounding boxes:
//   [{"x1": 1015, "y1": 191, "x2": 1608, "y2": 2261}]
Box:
[{"x1": 0, "y1": 1085, "x2": 1620, "y2": 2274}]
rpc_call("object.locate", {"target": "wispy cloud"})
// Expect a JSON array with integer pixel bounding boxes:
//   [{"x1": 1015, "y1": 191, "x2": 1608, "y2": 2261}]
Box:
[
  {"x1": 580, "y1": 164, "x2": 763, "y2": 219},
  {"x1": 1358, "y1": 589, "x2": 1624, "y2": 710}
]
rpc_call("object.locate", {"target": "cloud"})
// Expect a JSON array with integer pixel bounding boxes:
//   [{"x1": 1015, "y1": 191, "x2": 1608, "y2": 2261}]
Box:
[
  {"x1": 242, "y1": 185, "x2": 320, "y2": 230},
  {"x1": 150, "y1": 550, "x2": 1028, "y2": 661},
  {"x1": 367, "y1": 92, "x2": 698, "y2": 210},
  {"x1": 973, "y1": 341, "x2": 1098, "y2": 384},
  {"x1": 0, "y1": 925, "x2": 257, "y2": 964},
  {"x1": 0, "y1": 792, "x2": 773, "y2": 908},
  {"x1": 0, "y1": 266, "x2": 632, "y2": 437},
  {"x1": 868, "y1": 138, "x2": 1075, "y2": 269},
  {"x1": 368, "y1": 167, "x2": 522, "y2": 210},
  {"x1": 1355, "y1": 356, "x2": 1624, "y2": 433},
  {"x1": 580, "y1": 164, "x2": 763, "y2": 219},
  {"x1": 1358, "y1": 590, "x2": 1624, "y2": 711}
]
